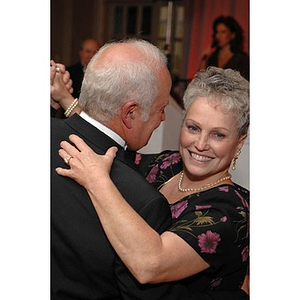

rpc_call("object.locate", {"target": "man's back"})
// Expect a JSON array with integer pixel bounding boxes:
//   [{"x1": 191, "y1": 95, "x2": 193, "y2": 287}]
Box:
[{"x1": 51, "y1": 115, "x2": 177, "y2": 299}]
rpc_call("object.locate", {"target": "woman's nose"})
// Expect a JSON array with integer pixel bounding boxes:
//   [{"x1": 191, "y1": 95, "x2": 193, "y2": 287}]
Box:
[{"x1": 195, "y1": 134, "x2": 210, "y2": 151}]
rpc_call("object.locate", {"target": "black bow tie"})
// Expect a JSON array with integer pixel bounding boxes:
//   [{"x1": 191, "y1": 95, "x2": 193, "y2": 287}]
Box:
[{"x1": 124, "y1": 149, "x2": 137, "y2": 162}]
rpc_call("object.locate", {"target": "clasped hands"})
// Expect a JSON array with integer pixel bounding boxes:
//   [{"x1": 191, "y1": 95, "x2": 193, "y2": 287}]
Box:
[{"x1": 50, "y1": 60, "x2": 74, "y2": 110}]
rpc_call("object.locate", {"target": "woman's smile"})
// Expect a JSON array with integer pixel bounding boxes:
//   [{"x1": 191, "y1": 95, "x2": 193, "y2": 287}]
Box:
[{"x1": 190, "y1": 151, "x2": 214, "y2": 163}]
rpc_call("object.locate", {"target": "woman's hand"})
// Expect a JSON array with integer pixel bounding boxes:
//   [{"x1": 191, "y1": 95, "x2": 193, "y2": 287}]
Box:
[
  {"x1": 56, "y1": 134, "x2": 118, "y2": 190},
  {"x1": 50, "y1": 60, "x2": 73, "y2": 93},
  {"x1": 50, "y1": 60, "x2": 74, "y2": 110}
]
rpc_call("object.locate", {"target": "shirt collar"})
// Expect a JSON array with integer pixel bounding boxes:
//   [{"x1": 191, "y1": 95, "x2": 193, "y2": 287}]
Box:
[{"x1": 79, "y1": 111, "x2": 127, "y2": 149}]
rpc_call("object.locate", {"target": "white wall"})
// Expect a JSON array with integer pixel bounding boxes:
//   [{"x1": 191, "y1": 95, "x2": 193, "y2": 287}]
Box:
[
  {"x1": 140, "y1": 97, "x2": 249, "y2": 189},
  {"x1": 231, "y1": 136, "x2": 249, "y2": 189}
]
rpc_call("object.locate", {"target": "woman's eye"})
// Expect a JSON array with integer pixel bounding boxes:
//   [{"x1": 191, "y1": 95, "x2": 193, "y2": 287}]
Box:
[
  {"x1": 212, "y1": 132, "x2": 225, "y2": 139},
  {"x1": 187, "y1": 125, "x2": 199, "y2": 132}
]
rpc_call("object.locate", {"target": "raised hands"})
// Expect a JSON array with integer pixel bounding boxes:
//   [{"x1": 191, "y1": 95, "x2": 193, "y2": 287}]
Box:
[
  {"x1": 56, "y1": 134, "x2": 118, "y2": 191},
  {"x1": 50, "y1": 60, "x2": 74, "y2": 111}
]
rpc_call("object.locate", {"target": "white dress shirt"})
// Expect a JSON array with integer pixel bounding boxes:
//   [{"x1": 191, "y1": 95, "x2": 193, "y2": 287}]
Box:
[{"x1": 80, "y1": 111, "x2": 127, "y2": 149}]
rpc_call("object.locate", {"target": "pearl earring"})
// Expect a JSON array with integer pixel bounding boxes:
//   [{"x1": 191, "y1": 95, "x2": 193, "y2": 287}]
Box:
[{"x1": 232, "y1": 149, "x2": 241, "y2": 170}]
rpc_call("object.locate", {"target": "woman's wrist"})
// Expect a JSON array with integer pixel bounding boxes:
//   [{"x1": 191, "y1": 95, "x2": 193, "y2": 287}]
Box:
[
  {"x1": 62, "y1": 97, "x2": 82, "y2": 117},
  {"x1": 64, "y1": 98, "x2": 79, "y2": 117}
]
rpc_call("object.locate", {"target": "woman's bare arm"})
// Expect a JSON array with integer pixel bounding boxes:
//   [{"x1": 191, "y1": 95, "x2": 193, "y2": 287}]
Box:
[{"x1": 56, "y1": 134, "x2": 209, "y2": 284}]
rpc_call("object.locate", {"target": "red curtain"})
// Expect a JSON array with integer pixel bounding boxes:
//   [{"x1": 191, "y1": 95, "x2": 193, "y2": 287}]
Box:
[{"x1": 182, "y1": 0, "x2": 249, "y2": 79}]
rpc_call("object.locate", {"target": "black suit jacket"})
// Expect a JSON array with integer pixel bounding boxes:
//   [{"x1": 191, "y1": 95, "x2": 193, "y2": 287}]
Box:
[
  {"x1": 51, "y1": 114, "x2": 192, "y2": 300},
  {"x1": 67, "y1": 62, "x2": 84, "y2": 99}
]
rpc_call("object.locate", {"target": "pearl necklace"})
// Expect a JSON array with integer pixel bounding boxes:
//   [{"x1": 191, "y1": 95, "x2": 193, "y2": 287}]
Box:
[{"x1": 178, "y1": 171, "x2": 232, "y2": 192}]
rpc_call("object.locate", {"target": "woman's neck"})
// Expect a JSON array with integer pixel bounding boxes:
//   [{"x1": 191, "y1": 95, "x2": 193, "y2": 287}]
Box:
[{"x1": 159, "y1": 170, "x2": 233, "y2": 205}]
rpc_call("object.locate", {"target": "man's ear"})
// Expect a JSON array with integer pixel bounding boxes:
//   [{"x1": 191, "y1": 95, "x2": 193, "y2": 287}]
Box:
[{"x1": 121, "y1": 101, "x2": 138, "y2": 129}]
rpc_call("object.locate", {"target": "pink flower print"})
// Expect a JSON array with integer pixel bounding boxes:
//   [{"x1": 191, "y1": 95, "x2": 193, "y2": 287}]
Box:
[
  {"x1": 134, "y1": 153, "x2": 142, "y2": 165},
  {"x1": 235, "y1": 190, "x2": 249, "y2": 211},
  {"x1": 220, "y1": 216, "x2": 227, "y2": 222},
  {"x1": 160, "y1": 153, "x2": 181, "y2": 169},
  {"x1": 218, "y1": 186, "x2": 229, "y2": 193},
  {"x1": 241, "y1": 246, "x2": 249, "y2": 262},
  {"x1": 171, "y1": 200, "x2": 188, "y2": 219},
  {"x1": 198, "y1": 230, "x2": 221, "y2": 254},
  {"x1": 211, "y1": 277, "x2": 222, "y2": 288},
  {"x1": 195, "y1": 205, "x2": 212, "y2": 210},
  {"x1": 146, "y1": 165, "x2": 159, "y2": 183}
]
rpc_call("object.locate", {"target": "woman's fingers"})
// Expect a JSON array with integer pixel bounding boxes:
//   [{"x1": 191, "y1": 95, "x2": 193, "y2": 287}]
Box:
[
  {"x1": 58, "y1": 148, "x2": 72, "y2": 164},
  {"x1": 56, "y1": 165, "x2": 74, "y2": 178},
  {"x1": 55, "y1": 62, "x2": 66, "y2": 73},
  {"x1": 65, "y1": 78, "x2": 73, "y2": 91},
  {"x1": 56, "y1": 140, "x2": 119, "y2": 188},
  {"x1": 59, "y1": 141, "x2": 78, "y2": 159},
  {"x1": 68, "y1": 134, "x2": 92, "y2": 152},
  {"x1": 59, "y1": 135, "x2": 119, "y2": 163},
  {"x1": 59, "y1": 136, "x2": 84, "y2": 158}
]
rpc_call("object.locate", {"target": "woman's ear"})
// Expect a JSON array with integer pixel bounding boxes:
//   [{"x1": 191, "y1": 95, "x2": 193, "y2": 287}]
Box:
[
  {"x1": 236, "y1": 134, "x2": 247, "y2": 153},
  {"x1": 121, "y1": 101, "x2": 138, "y2": 129}
]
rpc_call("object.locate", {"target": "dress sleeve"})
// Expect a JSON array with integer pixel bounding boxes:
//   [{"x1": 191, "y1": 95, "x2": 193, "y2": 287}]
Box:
[
  {"x1": 134, "y1": 152, "x2": 160, "y2": 176},
  {"x1": 135, "y1": 151, "x2": 183, "y2": 188}
]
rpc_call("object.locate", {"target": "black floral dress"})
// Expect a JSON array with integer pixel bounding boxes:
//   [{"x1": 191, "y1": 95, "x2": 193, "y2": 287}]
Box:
[{"x1": 135, "y1": 151, "x2": 249, "y2": 293}]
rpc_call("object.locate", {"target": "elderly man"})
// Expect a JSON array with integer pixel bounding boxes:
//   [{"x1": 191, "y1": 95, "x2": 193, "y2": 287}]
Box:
[{"x1": 51, "y1": 39, "x2": 185, "y2": 300}]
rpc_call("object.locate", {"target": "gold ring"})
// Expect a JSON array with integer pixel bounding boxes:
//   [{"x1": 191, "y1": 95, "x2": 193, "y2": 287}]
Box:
[{"x1": 64, "y1": 156, "x2": 72, "y2": 165}]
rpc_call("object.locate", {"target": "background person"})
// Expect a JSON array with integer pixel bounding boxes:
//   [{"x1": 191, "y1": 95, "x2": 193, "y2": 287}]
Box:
[
  {"x1": 67, "y1": 38, "x2": 100, "y2": 99},
  {"x1": 199, "y1": 16, "x2": 249, "y2": 80}
]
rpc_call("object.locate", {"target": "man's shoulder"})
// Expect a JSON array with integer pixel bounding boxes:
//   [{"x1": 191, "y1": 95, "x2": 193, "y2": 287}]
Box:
[
  {"x1": 51, "y1": 116, "x2": 74, "y2": 134},
  {"x1": 51, "y1": 116, "x2": 68, "y2": 132},
  {"x1": 111, "y1": 162, "x2": 170, "y2": 216},
  {"x1": 111, "y1": 161, "x2": 158, "y2": 194}
]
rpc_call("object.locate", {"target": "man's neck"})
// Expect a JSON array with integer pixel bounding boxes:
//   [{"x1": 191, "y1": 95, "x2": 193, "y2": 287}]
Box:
[{"x1": 79, "y1": 111, "x2": 127, "y2": 149}]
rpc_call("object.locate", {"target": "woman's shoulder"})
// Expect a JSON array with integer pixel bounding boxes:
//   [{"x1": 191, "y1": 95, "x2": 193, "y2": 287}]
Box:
[
  {"x1": 214, "y1": 183, "x2": 249, "y2": 199},
  {"x1": 201, "y1": 183, "x2": 249, "y2": 211},
  {"x1": 170, "y1": 183, "x2": 249, "y2": 220},
  {"x1": 136, "y1": 150, "x2": 183, "y2": 186}
]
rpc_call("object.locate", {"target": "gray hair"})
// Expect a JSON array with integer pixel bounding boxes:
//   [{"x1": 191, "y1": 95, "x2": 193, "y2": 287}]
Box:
[
  {"x1": 78, "y1": 39, "x2": 168, "y2": 123},
  {"x1": 183, "y1": 67, "x2": 249, "y2": 137}
]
